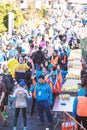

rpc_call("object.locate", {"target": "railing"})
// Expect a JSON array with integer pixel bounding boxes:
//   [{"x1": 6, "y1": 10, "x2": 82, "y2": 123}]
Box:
[{"x1": 62, "y1": 111, "x2": 87, "y2": 130}]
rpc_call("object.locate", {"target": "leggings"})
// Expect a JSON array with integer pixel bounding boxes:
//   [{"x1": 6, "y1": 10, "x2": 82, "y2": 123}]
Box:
[{"x1": 14, "y1": 108, "x2": 27, "y2": 127}]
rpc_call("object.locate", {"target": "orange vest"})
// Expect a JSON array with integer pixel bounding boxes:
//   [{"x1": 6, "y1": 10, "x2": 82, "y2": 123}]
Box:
[
  {"x1": 47, "y1": 73, "x2": 62, "y2": 93},
  {"x1": 32, "y1": 79, "x2": 36, "y2": 99},
  {"x1": 77, "y1": 96, "x2": 87, "y2": 116},
  {"x1": 51, "y1": 56, "x2": 58, "y2": 67}
]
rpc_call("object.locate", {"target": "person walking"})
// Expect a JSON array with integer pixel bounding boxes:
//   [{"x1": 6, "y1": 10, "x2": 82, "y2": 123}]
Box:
[
  {"x1": 11, "y1": 80, "x2": 31, "y2": 130},
  {"x1": 29, "y1": 75, "x2": 53, "y2": 127}
]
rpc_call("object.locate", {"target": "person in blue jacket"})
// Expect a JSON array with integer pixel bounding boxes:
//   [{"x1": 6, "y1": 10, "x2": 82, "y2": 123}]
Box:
[
  {"x1": 72, "y1": 87, "x2": 87, "y2": 129},
  {"x1": 29, "y1": 75, "x2": 53, "y2": 127}
]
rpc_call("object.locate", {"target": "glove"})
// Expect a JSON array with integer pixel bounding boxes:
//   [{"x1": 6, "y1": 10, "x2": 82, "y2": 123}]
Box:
[
  {"x1": 28, "y1": 96, "x2": 32, "y2": 100},
  {"x1": 9, "y1": 96, "x2": 15, "y2": 101}
]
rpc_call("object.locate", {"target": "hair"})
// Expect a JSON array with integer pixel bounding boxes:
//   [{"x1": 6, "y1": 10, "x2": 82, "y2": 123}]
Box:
[
  {"x1": 38, "y1": 46, "x2": 42, "y2": 50},
  {"x1": 38, "y1": 75, "x2": 44, "y2": 79}
]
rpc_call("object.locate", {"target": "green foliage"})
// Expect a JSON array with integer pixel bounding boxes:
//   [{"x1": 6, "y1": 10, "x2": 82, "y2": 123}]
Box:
[
  {"x1": 0, "y1": 3, "x2": 24, "y2": 32},
  {"x1": 0, "y1": 1, "x2": 50, "y2": 33},
  {"x1": 38, "y1": 8, "x2": 47, "y2": 18},
  {"x1": 13, "y1": 10, "x2": 24, "y2": 29}
]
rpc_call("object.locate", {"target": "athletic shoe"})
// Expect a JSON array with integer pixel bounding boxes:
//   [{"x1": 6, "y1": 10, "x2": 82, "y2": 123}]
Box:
[
  {"x1": 24, "y1": 127, "x2": 27, "y2": 130},
  {"x1": 2, "y1": 112, "x2": 8, "y2": 118},
  {"x1": 13, "y1": 126, "x2": 17, "y2": 130}
]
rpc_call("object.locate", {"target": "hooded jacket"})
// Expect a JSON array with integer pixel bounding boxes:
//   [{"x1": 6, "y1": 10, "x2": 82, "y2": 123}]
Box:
[
  {"x1": 29, "y1": 82, "x2": 52, "y2": 105},
  {"x1": 72, "y1": 88, "x2": 87, "y2": 116}
]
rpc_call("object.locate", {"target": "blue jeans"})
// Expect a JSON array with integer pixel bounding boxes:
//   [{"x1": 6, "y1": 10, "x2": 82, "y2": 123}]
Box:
[{"x1": 37, "y1": 100, "x2": 53, "y2": 124}]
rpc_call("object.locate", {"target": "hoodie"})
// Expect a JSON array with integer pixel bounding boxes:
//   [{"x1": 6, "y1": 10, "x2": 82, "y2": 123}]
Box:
[
  {"x1": 29, "y1": 82, "x2": 52, "y2": 105},
  {"x1": 72, "y1": 87, "x2": 86, "y2": 116}
]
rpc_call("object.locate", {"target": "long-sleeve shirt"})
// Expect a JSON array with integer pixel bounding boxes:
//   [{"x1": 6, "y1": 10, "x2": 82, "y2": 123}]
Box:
[
  {"x1": 12, "y1": 87, "x2": 30, "y2": 108},
  {"x1": 29, "y1": 82, "x2": 52, "y2": 104}
]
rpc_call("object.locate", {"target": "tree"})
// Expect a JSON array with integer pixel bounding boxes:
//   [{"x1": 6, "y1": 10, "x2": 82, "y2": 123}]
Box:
[{"x1": 0, "y1": 3, "x2": 24, "y2": 33}]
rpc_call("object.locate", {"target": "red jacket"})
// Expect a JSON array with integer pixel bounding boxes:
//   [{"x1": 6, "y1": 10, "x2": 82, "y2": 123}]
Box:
[{"x1": 47, "y1": 72, "x2": 62, "y2": 93}]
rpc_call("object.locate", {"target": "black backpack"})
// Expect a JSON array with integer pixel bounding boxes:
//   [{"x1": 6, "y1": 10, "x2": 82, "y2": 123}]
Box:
[
  {"x1": 35, "y1": 51, "x2": 43, "y2": 64},
  {"x1": 2, "y1": 74, "x2": 13, "y2": 93}
]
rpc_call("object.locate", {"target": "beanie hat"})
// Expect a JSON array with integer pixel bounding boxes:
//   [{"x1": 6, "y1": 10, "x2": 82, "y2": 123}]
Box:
[{"x1": 19, "y1": 80, "x2": 26, "y2": 87}]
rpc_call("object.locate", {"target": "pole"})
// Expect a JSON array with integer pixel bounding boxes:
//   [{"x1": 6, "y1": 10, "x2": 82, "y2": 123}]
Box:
[{"x1": 8, "y1": 12, "x2": 14, "y2": 38}]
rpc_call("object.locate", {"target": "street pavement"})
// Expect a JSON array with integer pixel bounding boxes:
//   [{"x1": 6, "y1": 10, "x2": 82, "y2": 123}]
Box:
[
  {"x1": 0, "y1": 48, "x2": 81, "y2": 130},
  {"x1": 0, "y1": 105, "x2": 61, "y2": 130}
]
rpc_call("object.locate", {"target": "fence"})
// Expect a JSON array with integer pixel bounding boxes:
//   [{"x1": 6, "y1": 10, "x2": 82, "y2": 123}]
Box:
[{"x1": 62, "y1": 111, "x2": 86, "y2": 130}]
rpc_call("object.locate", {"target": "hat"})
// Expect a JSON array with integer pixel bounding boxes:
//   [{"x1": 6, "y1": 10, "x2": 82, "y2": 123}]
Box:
[
  {"x1": 48, "y1": 64, "x2": 53, "y2": 69},
  {"x1": 52, "y1": 71, "x2": 56, "y2": 75},
  {"x1": 19, "y1": 80, "x2": 26, "y2": 87},
  {"x1": 78, "y1": 88, "x2": 86, "y2": 96}
]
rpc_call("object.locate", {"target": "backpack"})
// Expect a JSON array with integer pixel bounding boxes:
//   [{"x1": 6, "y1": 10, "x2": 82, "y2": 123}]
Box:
[
  {"x1": 35, "y1": 51, "x2": 43, "y2": 64},
  {"x1": 2, "y1": 74, "x2": 13, "y2": 93},
  {"x1": 25, "y1": 70, "x2": 32, "y2": 89}
]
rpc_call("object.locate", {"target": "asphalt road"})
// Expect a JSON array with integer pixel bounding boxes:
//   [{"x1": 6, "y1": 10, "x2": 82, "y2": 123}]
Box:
[{"x1": 0, "y1": 103, "x2": 61, "y2": 130}]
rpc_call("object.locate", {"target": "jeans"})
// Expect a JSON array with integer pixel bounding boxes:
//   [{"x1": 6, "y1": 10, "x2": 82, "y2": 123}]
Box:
[
  {"x1": 37, "y1": 100, "x2": 53, "y2": 124},
  {"x1": 14, "y1": 108, "x2": 27, "y2": 127}
]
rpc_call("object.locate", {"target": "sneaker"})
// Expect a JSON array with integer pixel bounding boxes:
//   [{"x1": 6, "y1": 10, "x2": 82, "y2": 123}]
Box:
[
  {"x1": 2, "y1": 112, "x2": 8, "y2": 118},
  {"x1": 13, "y1": 126, "x2": 17, "y2": 130},
  {"x1": 24, "y1": 127, "x2": 27, "y2": 130}
]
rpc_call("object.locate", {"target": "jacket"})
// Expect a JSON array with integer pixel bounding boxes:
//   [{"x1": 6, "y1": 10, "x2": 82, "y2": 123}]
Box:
[
  {"x1": 47, "y1": 72, "x2": 62, "y2": 93},
  {"x1": 72, "y1": 87, "x2": 86, "y2": 116},
  {"x1": 29, "y1": 82, "x2": 52, "y2": 105},
  {"x1": 50, "y1": 56, "x2": 58, "y2": 67},
  {"x1": 12, "y1": 86, "x2": 30, "y2": 108}
]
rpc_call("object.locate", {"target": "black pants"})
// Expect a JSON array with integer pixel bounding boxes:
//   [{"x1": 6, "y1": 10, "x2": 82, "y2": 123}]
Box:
[
  {"x1": 30, "y1": 98, "x2": 36, "y2": 116},
  {"x1": 51, "y1": 93, "x2": 59, "y2": 109},
  {"x1": 76, "y1": 115, "x2": 87, "y2": 129},
  {"x1": 14, "y1": 108, "x2": 27, "y2": 127}
]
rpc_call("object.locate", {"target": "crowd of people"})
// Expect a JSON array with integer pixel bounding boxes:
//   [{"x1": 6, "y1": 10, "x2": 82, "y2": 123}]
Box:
[{"x1": 0, "y1": 7, "x2": 87, "y2": 130}]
